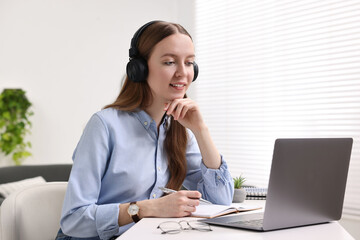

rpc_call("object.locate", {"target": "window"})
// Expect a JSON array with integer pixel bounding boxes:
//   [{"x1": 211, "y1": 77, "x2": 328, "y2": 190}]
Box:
[{"x1": 194, "y1": 0, "x2": 360, "y2": 219}]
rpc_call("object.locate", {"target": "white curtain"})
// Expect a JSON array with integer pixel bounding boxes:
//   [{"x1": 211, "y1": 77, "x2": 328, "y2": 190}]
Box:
[{"x1": 194, "y1": 0, "x2": 360, "y2": 219}]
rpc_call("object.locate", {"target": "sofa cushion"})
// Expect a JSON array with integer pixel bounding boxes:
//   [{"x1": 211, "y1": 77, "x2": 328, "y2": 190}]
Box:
[{"x1": 0, "y1": 176, "x2": 46, "y2": 198}]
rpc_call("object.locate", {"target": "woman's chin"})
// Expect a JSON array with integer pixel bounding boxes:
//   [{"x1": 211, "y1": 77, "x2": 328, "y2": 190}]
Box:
[{"x1": 168, "y1": 93, "x2": 186, "y2": 100}]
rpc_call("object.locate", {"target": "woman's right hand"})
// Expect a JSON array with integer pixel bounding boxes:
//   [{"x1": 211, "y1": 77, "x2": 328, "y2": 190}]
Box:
[
  {"x1": 118, "y1": 190, "x2": 201, "y2": 226},
  {"x1": 152, "y1": 190, "x2": 201, "y2": 218}
]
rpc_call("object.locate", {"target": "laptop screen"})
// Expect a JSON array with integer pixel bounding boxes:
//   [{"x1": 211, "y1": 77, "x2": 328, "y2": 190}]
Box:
[{"x1": 263, "y1": 138, "x2": 353, "y2": 230}]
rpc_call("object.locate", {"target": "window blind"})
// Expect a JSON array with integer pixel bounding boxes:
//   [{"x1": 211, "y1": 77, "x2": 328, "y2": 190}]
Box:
[{"x1": 194, "y1": 0, "x2": 360, "y2": 219}]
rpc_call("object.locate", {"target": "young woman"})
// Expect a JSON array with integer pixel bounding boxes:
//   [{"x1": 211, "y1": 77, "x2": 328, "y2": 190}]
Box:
[{"x1": 56, "y1": 20, "x2": 234, "y2": 240}]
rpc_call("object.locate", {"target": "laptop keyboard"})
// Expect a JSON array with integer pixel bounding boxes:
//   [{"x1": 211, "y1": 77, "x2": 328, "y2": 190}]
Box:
[{"x1": 229, "y1": 219, "x2": 263, "y2": 227}]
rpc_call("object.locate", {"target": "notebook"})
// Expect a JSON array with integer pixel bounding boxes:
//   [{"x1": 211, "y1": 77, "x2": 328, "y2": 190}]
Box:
[
  {"x1": 191, "y1": 203, "x2": 262, "y2": 218},
  {"x1": 200, "y1": 138, "x2": 353, "y2": 231},
  {"x1": 244, "y1": 187, "x2": 267, "y2": 200}
]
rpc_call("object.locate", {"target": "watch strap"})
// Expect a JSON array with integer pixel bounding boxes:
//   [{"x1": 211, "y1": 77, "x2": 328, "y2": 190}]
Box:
[{"x1": 129, "y1": 201, "x2": 140, "y2": 223}]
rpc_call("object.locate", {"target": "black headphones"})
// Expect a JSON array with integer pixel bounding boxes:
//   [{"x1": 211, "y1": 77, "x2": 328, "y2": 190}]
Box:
[{"x1": 126, "y1": 21, "x2": 199, "y2": 83}]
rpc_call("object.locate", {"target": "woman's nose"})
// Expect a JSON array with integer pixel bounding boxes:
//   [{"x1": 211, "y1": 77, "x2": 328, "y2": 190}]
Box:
[{"x1": 175, "y1": 63, "x2": 187, "y2": 78}]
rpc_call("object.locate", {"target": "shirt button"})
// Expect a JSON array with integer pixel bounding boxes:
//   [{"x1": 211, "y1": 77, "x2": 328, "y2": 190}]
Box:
[
  {"x1": 217, "y1": 175, "x2": 221, "y2": 180},
  {"x1": 158, "y1": 167, "x2": 161, "y2": 171},
  {"x1": 153, "y1": 193, "x2": 156, "y2": 198},
  {"x1": 144, "y1": 121, "x2": 148, "y2": 126}
]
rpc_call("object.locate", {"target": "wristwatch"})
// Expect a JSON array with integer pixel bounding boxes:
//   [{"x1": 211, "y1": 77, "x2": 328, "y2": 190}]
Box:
[{"x1": 127, "y1": 202, "x2": 140, "y2": 223}]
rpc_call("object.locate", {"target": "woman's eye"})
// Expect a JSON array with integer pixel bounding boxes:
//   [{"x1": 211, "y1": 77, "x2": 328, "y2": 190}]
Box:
[
  {"x1": 164, "y1": 61, "x2": 175, "y2": 65},
  {"x1": 186, "y1": 61, "x2": 194, "y2": 66}
]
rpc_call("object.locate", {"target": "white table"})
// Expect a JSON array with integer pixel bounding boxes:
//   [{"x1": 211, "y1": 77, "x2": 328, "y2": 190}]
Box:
[
  {"x1": 117, "y1": 217, "x2": 354, "y2": 240},
  {"x1": 117, "y1": 200, "x2": 355, "y2": 240}
]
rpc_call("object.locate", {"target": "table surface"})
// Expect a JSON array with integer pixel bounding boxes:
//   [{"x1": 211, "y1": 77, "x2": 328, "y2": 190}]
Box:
[{"x1": 117, "y1": 200, "x2": 355, "y2": 240}]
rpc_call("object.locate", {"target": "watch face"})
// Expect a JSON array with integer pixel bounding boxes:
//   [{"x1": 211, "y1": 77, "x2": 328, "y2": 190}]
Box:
[{"x1": 128, "y1": 204, "x2": 139, "y2": 215}]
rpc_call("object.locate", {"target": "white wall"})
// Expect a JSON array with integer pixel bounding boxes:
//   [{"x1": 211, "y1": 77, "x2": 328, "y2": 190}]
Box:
[{"x1": 0, "y1": 0, "x2": 195, "y2": 165}]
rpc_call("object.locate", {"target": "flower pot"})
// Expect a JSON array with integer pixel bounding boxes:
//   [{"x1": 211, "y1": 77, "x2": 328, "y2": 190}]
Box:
[{"x1": 233, "y1": 188, "x2": 246, "y2": 203}]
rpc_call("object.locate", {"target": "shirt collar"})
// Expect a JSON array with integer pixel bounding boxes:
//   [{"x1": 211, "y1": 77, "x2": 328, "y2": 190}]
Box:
[
  {"x1": 133, "y1": 109, "x2": 169, "y2": 130},
  {"x1": 163, "y1": 114, "x2": 170, "y2": 129},
  {"x1": 133, "y1": 110, "x2": 153, "y2": 130}
]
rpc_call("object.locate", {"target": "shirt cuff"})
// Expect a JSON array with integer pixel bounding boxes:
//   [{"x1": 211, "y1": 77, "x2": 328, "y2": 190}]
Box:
[
  {"x1": 200, "y1": 155, "x2": 232, "y2": 188},
  {"x1": 95, "y1": 203, "x2": 121, "y2": 240}
]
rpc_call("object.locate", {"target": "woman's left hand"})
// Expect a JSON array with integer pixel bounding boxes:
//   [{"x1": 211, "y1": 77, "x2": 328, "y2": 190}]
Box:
[
  {"x1": 164, "y1": 98, "x2": 205, "y2": 132},
  {"x1": 165, "y1": 98, "x2": 222, "y2": 170}
]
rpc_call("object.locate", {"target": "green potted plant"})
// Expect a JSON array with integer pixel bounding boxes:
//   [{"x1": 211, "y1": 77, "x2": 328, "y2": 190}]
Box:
[
  {"x1": 0, "y1": 89, "x2": 33, "y2": 165},
  {"x1": 233, "y1": 175, "x2": 247, "y2": 203}
]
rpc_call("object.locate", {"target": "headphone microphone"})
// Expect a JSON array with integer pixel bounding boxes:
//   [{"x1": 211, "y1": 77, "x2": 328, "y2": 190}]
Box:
[{"x1": 126, "y1": 21, "x2": 199, "y2": 83}]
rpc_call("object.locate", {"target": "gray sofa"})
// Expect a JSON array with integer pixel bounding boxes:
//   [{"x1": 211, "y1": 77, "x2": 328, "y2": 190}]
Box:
[{"x1": 0, "y1": 164, "x2": 72, "y2": 205}]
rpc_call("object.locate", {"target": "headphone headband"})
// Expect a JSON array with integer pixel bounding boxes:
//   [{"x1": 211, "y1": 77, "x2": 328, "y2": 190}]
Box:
[{"x1": 129, "y1": 21, "x2": 159, "y2": 58}]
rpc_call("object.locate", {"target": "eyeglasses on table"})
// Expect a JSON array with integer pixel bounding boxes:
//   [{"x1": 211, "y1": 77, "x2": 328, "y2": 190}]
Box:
[{"x1": 157, "y1": 220, "x2": 212, "y2": 234}]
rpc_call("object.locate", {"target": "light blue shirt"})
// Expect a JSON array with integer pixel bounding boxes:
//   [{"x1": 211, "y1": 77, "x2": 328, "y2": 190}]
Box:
[{"x1": 60, "y1": 108, "x2": 234, "y2": 239}]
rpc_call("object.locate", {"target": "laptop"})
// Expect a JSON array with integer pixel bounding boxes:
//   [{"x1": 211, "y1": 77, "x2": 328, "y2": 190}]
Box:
[{"x1": 200, "y1": 138, "x2": 353, "y2": 231}]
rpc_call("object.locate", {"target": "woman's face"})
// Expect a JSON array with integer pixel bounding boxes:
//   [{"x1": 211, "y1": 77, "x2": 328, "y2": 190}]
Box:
[{"x1": 147, "y1": 33, "x2": 195, "y2": 104}]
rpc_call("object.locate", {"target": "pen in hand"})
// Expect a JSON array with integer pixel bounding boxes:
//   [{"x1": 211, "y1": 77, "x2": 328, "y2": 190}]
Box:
[{"x1": 159, "y1": 187, "x2": 212, "y2": 205}]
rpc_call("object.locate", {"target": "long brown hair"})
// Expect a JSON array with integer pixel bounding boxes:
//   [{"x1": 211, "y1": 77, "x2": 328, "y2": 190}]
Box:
[{"x1": 104, "y1": 21, "x2": 192, "y2": 190}]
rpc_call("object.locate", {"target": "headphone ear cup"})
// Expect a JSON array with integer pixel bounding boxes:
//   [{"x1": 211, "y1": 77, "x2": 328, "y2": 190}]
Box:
[
  {"x1": 193, "y1": 62, "x2": 199, "y2": 82},
  {"x1": 126, "y1": 58, "x2": 148, "y2": 83}
]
